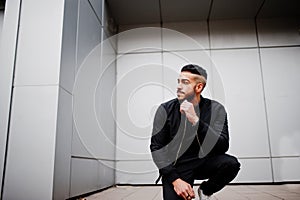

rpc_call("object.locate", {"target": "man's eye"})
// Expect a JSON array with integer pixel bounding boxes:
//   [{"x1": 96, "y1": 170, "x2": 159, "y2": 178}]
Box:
[{"x1": 183, "y1": 81, "x2": 189, "y2": 84}]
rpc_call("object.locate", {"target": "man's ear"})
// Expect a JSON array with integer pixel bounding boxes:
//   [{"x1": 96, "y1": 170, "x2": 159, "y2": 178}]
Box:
[{"x1": 196, "y1": 82, "x2": 204, "y2": 93}]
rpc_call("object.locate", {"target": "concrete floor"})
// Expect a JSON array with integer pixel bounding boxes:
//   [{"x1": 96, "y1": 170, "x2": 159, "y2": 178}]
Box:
[{"x1": 85, "y1": 184, "x2": 300, "y2": 200}]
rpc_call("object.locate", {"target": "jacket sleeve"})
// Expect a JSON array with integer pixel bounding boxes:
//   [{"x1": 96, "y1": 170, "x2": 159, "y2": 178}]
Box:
[
  {"x1": 198, "y1": 103, "x2": 229, "y2": 156},
  {"x1": 150, "y1": 105, "x2": 180, "y2": 184}
]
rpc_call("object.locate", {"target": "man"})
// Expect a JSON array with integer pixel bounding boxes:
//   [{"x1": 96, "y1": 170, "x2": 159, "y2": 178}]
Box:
[{"x1": 150, "y1": 64, "x2": 240, "y2": 200}]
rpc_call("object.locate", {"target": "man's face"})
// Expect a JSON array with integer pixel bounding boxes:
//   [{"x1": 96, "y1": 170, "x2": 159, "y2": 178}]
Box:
[{"x1": 176, "y1": 72, "x2": 198, "y2": 101}]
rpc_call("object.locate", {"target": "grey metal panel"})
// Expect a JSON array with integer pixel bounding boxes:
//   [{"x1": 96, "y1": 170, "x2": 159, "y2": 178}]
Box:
[
  {"x1": 260, "y1": 47, "x2": 300, "y2": 157},
  {"x1": 70, "y1": 158, "x2": 99, "y2": 197},
  {"x1": 106, "y1": 0, "x2": 300, "y2": 26},
  {"x1": 115, "y1": 160, "x2": 158, "y2": 184},
  {"x1": 257, "y1": 18, "x2": 300, "y2": 47},
  {"x1": 72, "y1": 126, "x2": 94, "y2": 158},
  {"x1": 98, "y1": 160, "x2": 115, "y2": 188},
  {"x1": 116, "y1": 53, "x2": 163, "y2": 160},
  {"x1": 60, "y1": 0, "x2": 78, "y2": 94},
  {"x1": 95, "y1": 37, "x2": 116, "y2": 159},
  {"x1": 210, "y1": 49, "x2": 270, "y2": 158},
  {"x1": 3, "y1": 86, "x2": 59, "y2": 200},
  {"x1": 210, "y1": 0, "x2": 264, "y2": 19},
  {"x1": 233, "y1": 158, "x2": 273, "y2": 183},
  {"x1": 72, "y1": 0, "x2": 104, "y2": 158},
  {"x1": 162, "y1": 21, "x2": 209, "y2": 50},
  {"x1": 0, "y1": 0, "x2": 21, "y2": 194},
  {"x1": 272, "y1": 157, "x2": 300, "y2": 182},
  {"x1": 107, "y1": 0, "x2": 160, "y2": 25},
  {"x1": 72, "y1": 34, "x2": 116, "y2": 160},
  {"x1": 209, "y1": 19, "x2": 257, "y2": 49},
  {"x1": 161, "y1": 0, "x2": 211, "y2": 22},
  {"x1": 53, "y1": 87, "x2": 73, "y2": 200},
  {"x1": 2, "y1": 0, "x2": 67, "y2": 198},
  {"x1": 13, "y1": 0, "x2": 65, "y2": 86},
  {"x1": 76, "y1": 0, "x2": 102, "y2": 71},
  {"x1": 89, "y1": 0, "x2": 103, "y2": 25},
  {"x1": 117, "y1": 25, "x2": 161, "y2": 53},
  {"x1": 257, "y1": 0, "x2": 300, "y2": 18}
]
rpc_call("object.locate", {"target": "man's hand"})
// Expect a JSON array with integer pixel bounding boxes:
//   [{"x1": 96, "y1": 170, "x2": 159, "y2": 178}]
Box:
[
  {"x1": 172, "y1": 178, "x2": 195, "y2": 199},
  {"x1": 180, "y1": 100, "x2": 199, "y2": 125}
]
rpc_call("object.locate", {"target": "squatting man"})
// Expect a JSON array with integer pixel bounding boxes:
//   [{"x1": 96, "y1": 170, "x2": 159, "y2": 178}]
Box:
[{"x1": 150, "y1": 64, "x2": 240, "y2": 200}]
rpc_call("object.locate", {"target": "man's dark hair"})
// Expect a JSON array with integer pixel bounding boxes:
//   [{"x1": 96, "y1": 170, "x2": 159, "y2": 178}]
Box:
[{"x1": 181, "y1": 64, "x2": 207, "y2": 80}]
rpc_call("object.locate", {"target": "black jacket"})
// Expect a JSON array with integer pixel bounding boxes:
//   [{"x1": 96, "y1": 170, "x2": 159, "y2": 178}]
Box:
[{"x1": 150, "y1": 96, "x2": 229, "y2": 184}]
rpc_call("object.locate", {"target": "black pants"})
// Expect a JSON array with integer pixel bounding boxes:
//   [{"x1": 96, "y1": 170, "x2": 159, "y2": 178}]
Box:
[{"x1": 162, "y1": 154, "x2": 240, "y2": 200}]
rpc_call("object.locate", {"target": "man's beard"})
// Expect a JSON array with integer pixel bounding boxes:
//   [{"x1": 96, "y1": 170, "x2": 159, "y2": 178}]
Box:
[
  {"x1": 178, "y1": 86, "x2": 197, "y2": 103},
  {"x1": 184, "y1": 92, "x2": 196, "y2": 102}
]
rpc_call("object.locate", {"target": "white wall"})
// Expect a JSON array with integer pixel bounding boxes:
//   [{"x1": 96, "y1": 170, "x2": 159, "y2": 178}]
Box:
[
  {"x1": 2, "y1": 0, "x2": 65, "y2": 199},
  {"x1": 0, "y1": 1, "x2": 21, "y2": 192},
  {"x1": 69, "y1": 0, "x2": 116, "y2": 197},
  {"x1": 116, "y1": 18, "x2": 300, "y2": 184},
  {"x1": 1, "y1": 2, "x2": 299, "y2": 199},
  {"x1": 258, "y1": 18, "x2": 300, "y2": 181},
  {"x1": 1, "y1": 0, "x2": 117, "y2": 199},
  {"x1": 115, "y1": 22, "x2": 214, "y2": 184}
]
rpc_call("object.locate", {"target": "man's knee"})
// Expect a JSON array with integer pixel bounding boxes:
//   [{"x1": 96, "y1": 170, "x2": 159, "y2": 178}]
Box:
[{"x1": 222, "y1": 155, "x2": 240, "y2": 174}]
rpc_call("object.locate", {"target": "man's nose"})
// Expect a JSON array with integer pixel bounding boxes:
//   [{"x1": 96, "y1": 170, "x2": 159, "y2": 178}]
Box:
[{"x1": 177, "y1": 83, "x2": 182, "y2": 90}]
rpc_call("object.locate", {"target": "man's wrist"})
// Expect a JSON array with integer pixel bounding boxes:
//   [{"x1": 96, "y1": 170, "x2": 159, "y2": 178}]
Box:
[
  {"x1": 172, "y1": 178, "x2": 180, "y2": 185},
  {"x1": 192, "y1": 116, "x2": 199, "y2": 126}
]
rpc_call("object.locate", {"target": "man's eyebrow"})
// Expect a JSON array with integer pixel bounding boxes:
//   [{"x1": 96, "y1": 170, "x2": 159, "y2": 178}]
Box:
[{"x1": 181, "y1": 78, "x2": 190, "y2": 82}]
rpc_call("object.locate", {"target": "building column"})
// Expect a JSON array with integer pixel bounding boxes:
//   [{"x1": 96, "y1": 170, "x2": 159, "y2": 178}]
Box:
[{"x1": 0, "y1": 0, "x2": 68, "y2": 199}]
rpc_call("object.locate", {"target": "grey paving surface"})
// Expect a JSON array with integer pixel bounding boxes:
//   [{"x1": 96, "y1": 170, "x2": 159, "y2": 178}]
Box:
[{"x1": 85, "y1": 184, "x2": 300, "y2": 200}]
